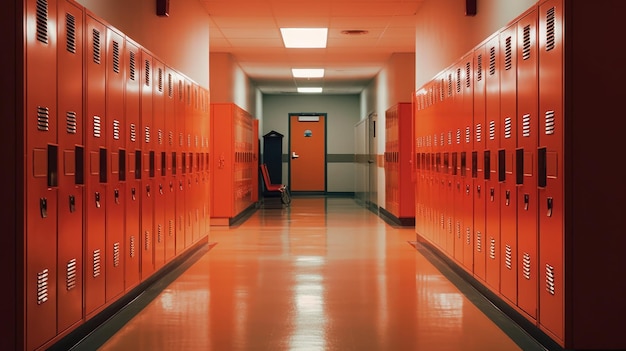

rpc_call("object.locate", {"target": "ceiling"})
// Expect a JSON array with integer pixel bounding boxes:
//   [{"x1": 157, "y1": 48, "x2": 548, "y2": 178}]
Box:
[{"x1": 202, "y1": 0, "x2": 425, "y2": 94}]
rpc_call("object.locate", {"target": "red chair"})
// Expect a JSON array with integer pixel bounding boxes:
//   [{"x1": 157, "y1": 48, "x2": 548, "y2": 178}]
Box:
[{"x1": 260, "y1": 163, "x2": 290, "y2": 205}]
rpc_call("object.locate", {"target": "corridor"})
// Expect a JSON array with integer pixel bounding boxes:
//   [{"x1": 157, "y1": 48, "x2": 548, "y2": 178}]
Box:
[{"x1": 75, "y1": 197, "x2": 545, "y2": 351}]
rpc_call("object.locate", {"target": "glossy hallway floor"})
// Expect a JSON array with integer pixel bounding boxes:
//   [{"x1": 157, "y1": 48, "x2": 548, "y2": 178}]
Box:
[{"x1": 75, "y1": 197, "x2": 548, "y2": 351}]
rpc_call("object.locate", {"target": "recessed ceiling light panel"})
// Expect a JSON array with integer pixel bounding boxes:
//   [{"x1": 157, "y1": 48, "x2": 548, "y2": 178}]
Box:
[
  {"x1": 297, "y1": 87, "x2": 323, "y2": 93},
  {"x1": 280, "y1": 28, "x2": 328, "y2": 48},
  {"x1": 292, "y1": 68, "x2": 325, "y2": 78}
]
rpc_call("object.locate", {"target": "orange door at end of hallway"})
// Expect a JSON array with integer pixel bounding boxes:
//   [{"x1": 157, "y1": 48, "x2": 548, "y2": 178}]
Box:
[{"x1": 290, "y1": 114, "x2": 325, "y2": 191}]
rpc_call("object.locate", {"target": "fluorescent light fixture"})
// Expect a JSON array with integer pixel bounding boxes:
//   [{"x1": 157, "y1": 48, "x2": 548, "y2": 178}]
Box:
[
  {"x1": 292, "y1": 68, "x2": 325, "y2": 78},
  {"x1": 297, "y1": 87, "x2": 323, "y2": 93},
  {"x1": 280, "y1": 28, "x2": 328, "y2": 48}
]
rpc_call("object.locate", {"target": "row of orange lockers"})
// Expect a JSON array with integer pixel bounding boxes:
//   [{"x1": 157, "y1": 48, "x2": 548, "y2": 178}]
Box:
[{"x1": 17, "y1": 0, "x2": 211, "y2": 350}]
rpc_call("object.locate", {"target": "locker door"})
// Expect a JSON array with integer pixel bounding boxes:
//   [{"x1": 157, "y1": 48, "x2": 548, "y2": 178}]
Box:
[
  {"x1": 443, "y1": 74, "x2": 455, "y2": 256},
  {"x1": 484, "y1": 35, "x2": 501, "y2": 292},
  {"x1": 516, "y1": 9, "x2": 539, "y2": 320},
  {"x1": 538, "y1": 0, "x2": 564, "y2": 341},
  {"x1": 124, "y1": 39, "x2": 141, "y2": 290},
  {"x1": 452, "y1": 64, "x2": 464, "y2": 265},
  {"x1": 164, "y1": 68, "x2": 177, "y2": 261},
  {"x1": 184, "y1": 81, "x2": 193, "y2": 245},
  {"x1": 461, "y1": 55, "x2": 474, "y2": 272},
  {"x1": 153, "y1": 59, "x2": 166, "y2": 269},
  {"x1": 84, "y1": 14, "x2": 107, "y2": 317},
  {"x1": 140, "y1": 51, "x2": 155, "y2": 279},
  {"x1": 26, "y1": 0, "x2": 59, "y2": 348},
  {"x1": 473, "y1": 44, "x2": 487, "y2": 282},
  {"x1": 105, "y1": 26, "x2": 126, "y2": 301},
  {"x1": 191, "y1": 84, "x2": 201, "y2": 242},
  {"x1": 175, "y1": 77, "x2": 186, "y2": 254},
  {"x1": 56, "y1": 0, "x2": 84, "y2": 333},
  {"x1": 499, "y1": 23, "x2": 518, "y2": 304}
]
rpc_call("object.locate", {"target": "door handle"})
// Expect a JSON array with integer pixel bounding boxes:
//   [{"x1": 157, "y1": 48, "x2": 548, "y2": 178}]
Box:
[{"x1": 292, "y1": 152, "x2": 299, "y2": 159}]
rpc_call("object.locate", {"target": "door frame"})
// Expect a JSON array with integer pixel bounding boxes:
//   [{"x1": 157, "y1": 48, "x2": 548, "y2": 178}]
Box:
[{"x1": 288, "y1": 112, "x2": 327, "y2": 194}]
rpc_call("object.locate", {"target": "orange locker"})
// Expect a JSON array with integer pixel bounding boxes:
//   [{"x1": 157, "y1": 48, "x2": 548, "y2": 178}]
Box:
[
  {"x1": 472, "y1": 43, "x2": 487, "y2": 282},
  {"x1": 383, "y1": 103, "x2": 415, "y2": 226},
  {"x1": 84, "y1": 13, "x2": 108, "y2": 317},
  {"x1": 190, "y1": 84, "x2": 201, "y2": 243},
  {"x1": 452, "y1": 64, "x2": 464, "y2": 265},
  {"x1": 25, "y1": 0, "x2": 59, "y2": 348},
  {"x1": 498, "y1": 23, "x2": 518, "y2": 305},
  {"x1": 460, "y1": 54, "x2": 474, "y2": 272},
  {"x1": 124, "y1": 38, "x2": 142, "y2": 290},
  {"x1": 210, "y1": 103, "x2": 259, "y2": 225},
  {"x1": 174, "y1": 76, "x2": 187, "y2": 254},
  {"x1": 152, "y1": 58, "x2": 166, "y2": 269},
  {"x1": 183, "y1": 80, "x2": 193, "y2": 246},
  {"x1": 516, "y1": 8, "x2": 539, "y2": 320},
  {"x1": 104, "y1": 26, "x2": 126, "y2": 302},
  {"x1": 140, "y1": 50, "x2": 155, "y2": 279},
  {"x1": 164, "y1": 67, "x2": 178, "y2": 262}
]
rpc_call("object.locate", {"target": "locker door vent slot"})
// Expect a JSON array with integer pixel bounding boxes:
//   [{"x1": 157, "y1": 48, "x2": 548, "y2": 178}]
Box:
[
  {"x1": 545, "y1": 110, "x2": 555, "y2": 135},
  {"x1": 504, "y1": 117, "x2": 512, "y2": 139},
  {"x1": 545, "y1": 263, "x2": 555, "y2": 295},
  {"x1": 129, "y1": 51, "x2": 136, "y2": 81},
  {"x1": 476, "y1": 232, "x2": 482, "y2": 252},
  {"x1": 456, "y1": 222, "x2": 461, "y2": 239},
  {"x1": 505, "y1": 245, "x2": 512, "y2": 270},
  {"x1": 130, "y1": 123, "x2": 137, "y2": 142},
  {"x1": 168, "y1": 74, "x2": 173, "y2": 98},
  {"x1": 37, "y1": 269, "x2": 49, "y2": 305},
  {"x1": 489, "y1": 120, "x2": 496, "y2": 140},
  {"x1": 144, "y1": 59, "x2": 151, "y2": 86},
  {"x1": 93, "y1": 115, "x2": 101, "y2": 138},
  {"x1": 440, "y1": 79, "x2": 445, "y2": 101},
  {"x1": 168, "y1": 131, "x2": 174, "y2": 146},
  {"x1": 113, "y1": 119, "x2": 120, "y2": 140},
  {"x1": 195, "y1": 135, "x2": 199, "y2": 148},
  {"x1": 158, "y1": 68, "x2": 163, "y2": 92},
  {"x1": 36, "y1": 0, "x2": 49, "y2": 44},
  {"x1": 448, "y1": 131, "x2": 452, "y2": 145},
  {"x1": 144, "y1": 231, "x2": 150, "y2": 250},
  {"x1": 448, "y1": 74, "x2": 453, "y2": 97},
  {"x1": 66, "y1": 259, "x2": 77, "y2": 290},
  {"x1": 66, "y1": 111, "x2": 77, "y2": 134},
  {"x1": 465, "y1": 227, "x2": 471, "y2": 245},
  {"x1": 522, "y1": 114, "x2": 531, "y2": 137},
  {"x1": 523, "y1": 252, "x2": 531, "y2": 280},
  {"x1": 113, "y1": 242, "x2": 120, "y2": 267},
  {"x1": 145, "y1": 126, "x2": 151, "y2": 143},
  {"x1": 178, "y1": 80, "x2": 184, "y2": 101},
  {"x1": 158, "y1": 129, "x2": 163, "y2": 145},
  {"x1": 37, "y1": 106, "x2": 50, "y2": 131},
  {"x1": 92, "y1": 249, "x2": 101, "y2": 278},
  {"x1": 465, "y1": 62, "x2": 471, "y2": 87},
  {"x1": 129, "y1": 236, "x2": 136, "y2": 258},
  {"x1": 456, "y1": 68, "x2": 461, "y2": 93},
  {"x1": 187, "y1": 134, "x2": 191, "y2": 147},
  {"x1": 112, "y1": 41, "x2": 120, "y2": 74},
  {"x1": 477, "y1": 54, "x2": 483, "y2": 81},
  {"x1": 158, "y1": 224, "x2": 163, "y2": 243},
  {"x1": 489, "y1": 46, "x2": 497, "y2": 75},
  {"x1": 448, "y1": 218, "x2": 453, "y2": 234},
  {"x1": 169, "y1": 220, "x2": 174, "y2": 237},
  {"x1": 546, "y1": 7, "x2": 556, "y2": 51},
  {"x1": 179, "y1": 133, "x2": 184, "y2": 147},
  {"x1": 523, "y1": 25, "x2": 532, "y2": 60},
  {"x1": 456, "y1": 129, "x2": 461, "y2": 145},
  {"x1": 504, "y1": 36, "x2": 512, "y2": 70},
  {"x1": 92, "y1": 29, "x2": 101, "y2": 64},
  {"x1": 465, "y1": 127, "x2": 471, "y2": 144},
  {"x1": 66, "y1": 13, "x2": 76, "y2": 53},
  {"x1": 475, "y1": 124, "x2": 482, "y2": 143},
  {"x1": 489, "y1": 238, "x2": 496, "y2": 260},
  {"x1": 440, "y1": 214, "x2": 445, "y2": 229}
]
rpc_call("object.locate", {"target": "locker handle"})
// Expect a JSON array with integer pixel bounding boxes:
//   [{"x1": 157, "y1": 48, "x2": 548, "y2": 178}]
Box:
[
  {"x1": 47, "y1": 144, "x2": 58, "y2": 188},
  {"x1": 95, "y1": 192, "x2": 101, "y2": 208},
  {"x1": 146, "y1": 185, "x2": 151, "y2": 197},
  {"x1": 159, "y1": 184, "x2": 164, "y2": 195},
  {"x1": 524, "y1": 194, "x2": 529, "y2": 210},
  {"x1": 538, "y1": 147, "x2": 547, "y2": 188},
  {"x1": 40, "y1": 198, "x2": 48, "y2": 218},
  {"x1": 516, "y1": 148, "x2": 524, "y2": 185},
  {"x1": 179, "y1": 180, "x2": 183, "y2": 191},
  {"x1": 131, "y1": 187, "x2": 136, "y2": 201},
  {"x1": 466, "y1": 184, "x2": 470, "y2": 195},
  {"x1": 477, "y1": 185, "x2": 481, "y2": 196},
  {"x1": 505, "y1": 190, "x2": 510, "y2": 206},
  {"x1": 114, "y1": 189, "x2": 120, "y2": 204},
  {"x1": 170, "y1": 181, "x2": 174, "y2": 192},
  {"x1": 69, "y1": 195, "x2": 75, "y2": 213},
  {"x1": 490, "y1": 188, "x2": 495, "y2": 202},
  {"x1": 547, "y1": 197, "x2": 553, "y2": 217}
]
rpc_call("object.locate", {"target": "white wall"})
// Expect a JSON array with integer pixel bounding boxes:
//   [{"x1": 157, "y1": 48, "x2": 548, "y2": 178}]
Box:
[
  {"x1": 263, "y1": 94, "x2": 360, "y2": 193},
  {"x1": 209, "y1": 53, "x2": 260, "y2": 117},
  {"x1": 77, "y1": 0, "x2": 211, "y2": 87}
]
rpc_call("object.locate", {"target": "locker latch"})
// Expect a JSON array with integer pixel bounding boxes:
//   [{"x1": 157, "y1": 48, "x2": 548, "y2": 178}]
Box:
[
  {"x1": 146, "y1": 185, "x2": 151, "y2": 197},
  {"x1": 524, "y1": 194, "x2": 529, "y2": 211},
  {"x1": 131, "y1": 187, "x2": 136, "y2": 201},
  {"x1": 159, "y1": 184, "x2": 164, "y2": 195},
  {"x1": 547, "y1": 197, "x2": 553, "y2": 217},
  {"x1": 490, "y1": 188, "x2": 495, "y2": 202},
  {"x1": 179, "y1": 180, "x2": 183, "y2": 191},
  {"x1": 477, "y1": 185, "x2": 481, "y2": 196},
  {"x1": 466, "y1": 184, "x2": 470, "y2": 195},
  {"x1": 40, "y1": 198, "x2": 48, "y2": 218},
  {"x1": 114, "y1": 189, "x2": 120, "y2": 204},
  {"x1": 95, "y1": 192, "x2": 101, "y2": 208},
  {"x1": 69, "y1": 195, "x2": 76, "y2": 213},
  {"x1": 170, "y1": 181, "x2": 174, "y2": 192},
  {"x1": 505, "y1": 190, "x2": 511, "y2": 206}
]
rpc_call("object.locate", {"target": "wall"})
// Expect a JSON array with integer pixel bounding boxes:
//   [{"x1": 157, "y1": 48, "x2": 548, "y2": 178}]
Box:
[
  {"x1": 263, "y1": 94, "x2": 360, "y2": 193},
  {"x1": 77, "y1": 0, "x2": 210, "y2": 87},
  {"x1": 209, "y1": 52, "x2": 260, "y2": 118},
  {"x1": 414, "y1": 0, "x2": 536, "y2": 87}
]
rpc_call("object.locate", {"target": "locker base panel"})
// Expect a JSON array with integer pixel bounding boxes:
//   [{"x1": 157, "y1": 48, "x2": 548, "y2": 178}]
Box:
[
  {"x1": 379, "y1": 206, "x2": 415, "y2": 227},
  {"x1": 211, "y1": 202, "x2": 258, "y2": 227},
  {"x1": 410, "y1": 235, "x2": 564, "y2": 351},
  {"x1": 47, "y1": 238, "x2": 214, "y2": 351}
]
